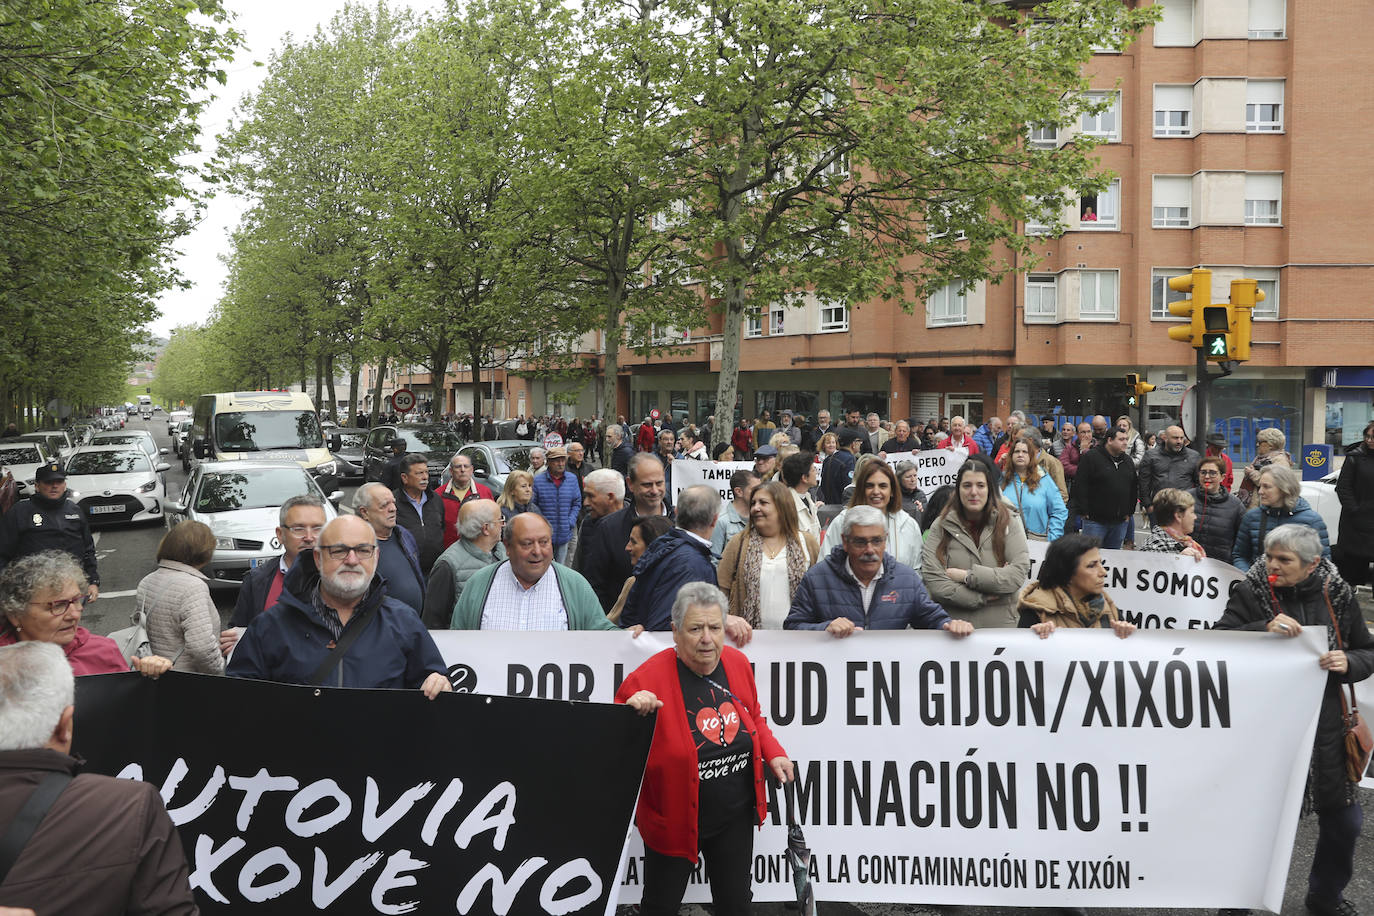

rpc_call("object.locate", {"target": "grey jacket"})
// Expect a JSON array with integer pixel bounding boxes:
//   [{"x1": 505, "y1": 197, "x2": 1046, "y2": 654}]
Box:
[
  {"x1": 1137, "y1": 444, "x2": 1200, "y2": 507},
  {"x1": 138, "y1": 559, "x2": 224, "y2": 675},
  {"x1": 421, "y1": 538, "x2": 507, "y2": 628}
]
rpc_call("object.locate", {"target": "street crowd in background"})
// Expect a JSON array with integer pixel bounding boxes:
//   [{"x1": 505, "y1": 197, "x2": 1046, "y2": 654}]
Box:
[{"x1": 0, "y1": 406, "x2": 1371, "y2": 915}]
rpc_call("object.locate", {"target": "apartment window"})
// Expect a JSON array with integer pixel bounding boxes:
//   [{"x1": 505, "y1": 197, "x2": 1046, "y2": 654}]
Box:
[
  {"x1": 1154, "y1": 0, "x2": 1193, "y2": 46},
  {"x1": 1251, "y1": 270, "x2": 1280, "y2": 319},
  {"x1": 929, "y1": 203, "x2": 970, "y2": 240},
  {"x1": 1246, "y1": 81, "x2": 1284, "y2": 132},
  {"x1": 928, "y1": 282, "x2": 968, "y2": 326},
  {"x1": 1078, "y1": 181, "x2": 1119, "y2": 229},
  {"x1": 1025, "y1": 275, "x2": 1057, "y2": 322},
  {"x1": 822, "y1": 150, "x2": 850, "y2": 178},
  {"x1": 651, "y1": 199, "x2": 689, "y2": 231},
  {"x1": 1152, "y1": 176, "x2": 1192, "y2": 228},
  {"x1": 1152, "y1": 268, "x2": 1189, "y2": 320},
  {"x1": 1154, "y1": 85, "x2": 1193, "y2": 137},
  {"x1": 1248, "y1": 0, "x2": 1285, "y2": 39},
  {"x1": 1079, "y1": 271, "x2": 1118, "y2": 319},
  {"x1": 1080, "y1": 91, "x2": 1120, "y2": 141},
  {"x1": 819, "y1": 299, "x2": 849, "y2": 331},
  {"x1": 1029, "y1": 124, "x2": 1059, "y2": 148},
  {"x1": 746, "y1": 313, "x2": 762, "y2": 337},
  {"x1": 769, "y1": 304, "x2": 786, "y2": 335},
  {"x1": 1245, "y1": 174, "x2": 1282, "y2": 225},
  {"x1": 1025, "y1": 197, "x2": 1057, "y2": 236}
]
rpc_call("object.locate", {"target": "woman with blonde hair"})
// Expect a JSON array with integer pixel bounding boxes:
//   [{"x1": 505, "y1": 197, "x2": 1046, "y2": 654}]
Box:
[
  {"x1": 821, "y1": 459, "x2": 922, "y2": 568},
  {"x1": 496, "y1": 469, "x2": 541, "y2": 522},
  {"x1": 719, "y1": 481, "x2": 819, "y2": 628}
]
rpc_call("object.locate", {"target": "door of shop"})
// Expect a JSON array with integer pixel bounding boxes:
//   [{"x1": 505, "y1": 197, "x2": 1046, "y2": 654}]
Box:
[{"x1": 945, "y1": 395, "x2": 983, "y2": 427}]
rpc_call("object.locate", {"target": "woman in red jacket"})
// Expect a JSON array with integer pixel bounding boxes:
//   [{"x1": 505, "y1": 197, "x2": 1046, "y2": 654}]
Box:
[{"x1": 617, "y1": 581, "x2": 793, "y2": 916}]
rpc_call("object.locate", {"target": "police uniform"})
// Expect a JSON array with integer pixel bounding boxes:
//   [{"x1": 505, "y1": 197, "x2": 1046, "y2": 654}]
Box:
[{"x1": 0, "y1": 463, "x2": 99, "y2": 585}]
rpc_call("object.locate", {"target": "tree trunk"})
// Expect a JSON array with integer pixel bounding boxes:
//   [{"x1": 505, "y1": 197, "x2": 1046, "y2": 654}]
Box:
[
  {"x1": 712, "y1": 277, "x2": 746, "y2": 450},
  {"x1": 325, "y1": 352, "x2": 338, "y2": 420},
  {"x1": 599, "y1": 287, "x2": 624, "y2": 466},
  {"x1": 314, "y1": 353, "x2": 324, "y2": 408},
  {"x1": 369, "y1": 355, "x2": 388, "y2": 427},
  {"x1": 347, "y1": 358, "x2": 360, "y2": 426},
  {"x1": 429, "y1": 335, "x2": 451, "y2": 421},
  {"x1": 468, "y1": 343, "x2": 485, "y2": 440}
]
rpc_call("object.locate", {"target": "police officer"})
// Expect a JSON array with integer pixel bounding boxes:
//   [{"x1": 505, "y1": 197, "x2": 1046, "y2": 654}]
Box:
[{"x1": 0, "y1": 462, "x2": 99, "y2": 599}]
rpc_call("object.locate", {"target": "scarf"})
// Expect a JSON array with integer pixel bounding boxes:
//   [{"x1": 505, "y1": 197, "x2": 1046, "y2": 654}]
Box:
[{"x1": 739, "y1": 529, "x2": 809, "y2": 627}]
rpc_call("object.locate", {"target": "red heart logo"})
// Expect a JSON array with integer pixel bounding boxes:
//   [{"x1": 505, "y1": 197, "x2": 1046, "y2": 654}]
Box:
[{"x1": 695, "y1": 701, "x2": 740, "y2": 746}]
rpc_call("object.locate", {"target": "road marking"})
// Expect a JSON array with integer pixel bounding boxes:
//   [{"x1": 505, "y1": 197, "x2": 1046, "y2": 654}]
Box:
[
  {"x1": 97, "y1": 589, "x2": 139, "y2": 599},
  {"x1": 92, "y1": 532, "x2": 100, "y2": 546}
]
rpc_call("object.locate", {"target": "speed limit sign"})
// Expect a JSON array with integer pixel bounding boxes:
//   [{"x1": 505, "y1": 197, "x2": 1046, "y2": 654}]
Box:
[{"x1": 392, "y1": 388, "x2": 416, "y2": 414}]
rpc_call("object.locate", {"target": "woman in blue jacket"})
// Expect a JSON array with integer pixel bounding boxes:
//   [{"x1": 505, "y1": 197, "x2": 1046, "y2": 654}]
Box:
[
  {"x1": 1232, "y1": 464, "x2": 1331, "y2": 571},
  {"x1": 999, "y1": 435, "x2": 1066, "y2": 541}
]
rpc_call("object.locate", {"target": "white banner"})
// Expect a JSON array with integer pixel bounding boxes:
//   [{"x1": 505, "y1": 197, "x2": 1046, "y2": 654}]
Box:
[
  {"x1": 671, "y1": 459, "x2": 754, "y2": 507},
  {"x1": 1360, "y1": 678, "x2": 1374, "y2": 789},
  {"x1": 880, "y1": 448, "x2": 967, "y2": 493},
  {"x1": 431, "y1": 628, "x2": 1325, "y2": 909},
  {"x1": 673, "y1": 450, "x2": 968, "y2": 508}
]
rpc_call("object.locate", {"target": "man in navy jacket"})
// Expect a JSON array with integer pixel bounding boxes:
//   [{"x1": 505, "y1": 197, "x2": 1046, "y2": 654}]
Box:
[
  {"x1": 620, "y1": 485, "x2": 719, "y2": 631},
  {"x1": 785, "y1": 505, "x2": 973, "y2": 638}
]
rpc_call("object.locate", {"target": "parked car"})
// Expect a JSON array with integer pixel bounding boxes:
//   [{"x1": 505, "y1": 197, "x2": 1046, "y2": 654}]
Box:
[
  {"x1": 165, "y1": 461, "x2": 341, "y2": 588},
  {"x1": 361, "y1": 424, "x2": 464, "y2": 488},
  {"x1": 328, "y1": 427, "x2": 367, "y2": 481},
  {"x1": 1300, "y1": 469, "x2": 1341, "y2": 547},
  {"x1": 0, "y1": 441, "x2": 54, "y2": 493},
  {"x1": 166, "y1": 409, "x2": 191, "y2": 435},
  {"x1": 171, "y1": 419, "x2": 195, "y2": 467},
  {"x1": 18, "y1": 431, "x2": 76, "y2": 461},
  {"x1": 451, "y1": 439, "x2": 533, "y2": 496},
  {"x1": 89, "y1": 429, "x2": 167, "y2": 463},
  {"x1": 64, "y1": 446, "x2": 168, "y2": 526}
]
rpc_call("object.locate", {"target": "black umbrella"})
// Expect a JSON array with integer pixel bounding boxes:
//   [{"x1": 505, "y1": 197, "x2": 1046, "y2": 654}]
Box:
[{"x1": 783, "y1": 779, "x2": 817, "y2": 915}]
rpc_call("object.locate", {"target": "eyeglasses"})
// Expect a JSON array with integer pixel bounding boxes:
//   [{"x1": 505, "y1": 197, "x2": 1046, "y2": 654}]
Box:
[
  {"x1": 28, "y1": 594, "x2": 90, "y2": 615},
  {"x1": 319, "y1": 543, "x2": 378, "y2": 559},
  {"x1": 844, "y1": 536, "x2": 887, "y2": 549},
  {"x1": 285, "y1": 525, "x2": 325, "y2": 536},
  {"x1": 1198, "y1": 469, "x2": 1222, "y2": 477}
]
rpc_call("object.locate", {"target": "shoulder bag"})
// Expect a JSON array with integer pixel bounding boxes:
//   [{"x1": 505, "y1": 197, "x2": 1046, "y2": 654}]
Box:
[{"x1": 1324, "y1": 585, "x2": 1373, "y2": 782}]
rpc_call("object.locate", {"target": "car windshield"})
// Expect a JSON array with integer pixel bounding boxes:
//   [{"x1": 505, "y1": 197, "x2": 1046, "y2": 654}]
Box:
[
  {"x1": 0, "y1": 446, "x2": 41, "y2": 464},
  {"x1": 67, "y1": 451, "x2": 149, "y2": 475},
  {"x1": 195, "y1": 469, "x2": 315, "y2": 513},
  {"x1": 214, "y1": 410, "x2": 323, "y2": 451},
  {"x1": 494, "y1": 446, "x2": 532, "y2": 471},
  {"x1": 93, "y1": 435, "x2": 143, "y2": 446},
  {"x1": 337, "y1": 431, "x2": 366, "y2": 449},
  {"x1": 396, "y1": 428, "x2": 461, "y2": 454}
]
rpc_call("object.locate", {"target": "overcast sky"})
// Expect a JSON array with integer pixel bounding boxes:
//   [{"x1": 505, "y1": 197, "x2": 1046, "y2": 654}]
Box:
[{"x1": 150, "y1": 0, "x2": 447, "y2": 337}]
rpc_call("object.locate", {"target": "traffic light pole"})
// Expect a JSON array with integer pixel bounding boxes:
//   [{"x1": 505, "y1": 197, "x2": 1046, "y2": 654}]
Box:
[{"x1": 1195, "y1": 347, "x2": 1210, "y2": 444}]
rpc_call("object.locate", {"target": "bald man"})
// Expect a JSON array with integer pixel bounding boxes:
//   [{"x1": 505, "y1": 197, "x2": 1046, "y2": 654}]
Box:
[{"x1": 227, "y1": 515, "x2": 451, "y2": 696}]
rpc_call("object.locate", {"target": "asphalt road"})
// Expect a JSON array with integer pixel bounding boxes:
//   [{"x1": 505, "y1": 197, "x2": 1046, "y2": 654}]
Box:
[{"x1": 78, "y1": 415, "x2": 1374, "y2": 914}]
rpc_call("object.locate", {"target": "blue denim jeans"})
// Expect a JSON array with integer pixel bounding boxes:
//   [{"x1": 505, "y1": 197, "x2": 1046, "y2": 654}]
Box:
[
  {"x1": 1081, "y1": 518, "x2": 1129, "y2": 549},
  {"x1": 552, "y1": 542, "x2": 569, "y2": 564}
]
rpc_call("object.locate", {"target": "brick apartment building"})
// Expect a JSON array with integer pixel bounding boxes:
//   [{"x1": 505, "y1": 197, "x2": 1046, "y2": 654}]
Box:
[{"x1": 392, "y1": 1, "x2": 1374, "y2": 466}]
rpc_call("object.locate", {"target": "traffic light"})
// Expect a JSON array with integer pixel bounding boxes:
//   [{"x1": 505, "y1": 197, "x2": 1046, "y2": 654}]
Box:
[
  {"x1": 1202, "y1": 305, "x2": 1232, "y2": 360},
  {"x1": 1124, "y1": 373, "x2": 1156, "y2": 407},
  {"x1": 1228, "y1": 279, "x2": 1265, "y2": 363},
  {"x1": 1167, "y1": 268, "x2": 1212, "y2": 348}
]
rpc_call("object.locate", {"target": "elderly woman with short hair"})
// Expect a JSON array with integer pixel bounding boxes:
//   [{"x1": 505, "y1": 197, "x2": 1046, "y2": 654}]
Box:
[
  {"x1": 138, "y1": 520, "x2": 224, "y2": 675},
  {"x1": 616, "y1": 582, "x2": 793, "y2": 916},
  {"x1": 1216, "y1": 524, "x2": 1373, "y2": 916},
  {"x1": 1141, "y1": 487, "x2": 1205, "y2": 559},
  {"x1": 1232, "y1": 465, "x2": 1330, "y2": 572},
  {"x1": 1240, "y1": 426, "x2": 1293, "y2": 507},
  {"x1": 0, "y1": 552, "x2": 169, "y2": 676}
]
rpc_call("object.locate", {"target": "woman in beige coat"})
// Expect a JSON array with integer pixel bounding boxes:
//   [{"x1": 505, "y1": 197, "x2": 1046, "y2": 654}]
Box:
[
  {"x1": 138, "y1": 521, "x2": 224, "y2": 675},
  {"x1": 920, "y1": 460, "x2": 1031, "y2": 628}
]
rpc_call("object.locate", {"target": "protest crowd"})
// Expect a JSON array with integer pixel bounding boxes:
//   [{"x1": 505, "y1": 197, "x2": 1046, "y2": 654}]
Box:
[{"x1": 0, "y1": 410, "x2": 1371, "y2": 916}]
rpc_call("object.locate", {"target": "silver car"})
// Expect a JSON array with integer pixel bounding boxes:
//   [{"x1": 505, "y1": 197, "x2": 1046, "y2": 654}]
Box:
[
  {"x1": 64, "y1": 446, "x2": 169, "y2": 526},
  {"x1": 165, "y1": 461, "x2": 341, "y2": 588},
  {"x1": 90, "y1": 430, "x2": 166, "y2": 463}
]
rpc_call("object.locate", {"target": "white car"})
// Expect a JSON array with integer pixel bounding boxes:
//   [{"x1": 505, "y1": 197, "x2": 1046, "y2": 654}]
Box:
[
  {"x1": 165, "y1": 461, "x2": 341, "y2": 588},
  {"x1": 166, "y1": 410, "x2": 191, "y2": 435},
  {"x1": 89, "y1": 430, "x2": 167, "y2": 463},
  {"x1": 0, "y1": 441, "x2": 54, "y2": 493},
  {"x1": 1300, "y1": 469, "x2": 1341, "y2": 547},
  {"x1": 64, "y1": 446, "x2": 169, "y2": 526}
]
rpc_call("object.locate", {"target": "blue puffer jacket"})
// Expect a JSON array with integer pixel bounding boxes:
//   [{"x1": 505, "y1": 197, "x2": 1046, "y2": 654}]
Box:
[
  {"x1": 621, "y1": 528, "x2": 717, "y2": 631},
  {"x1": 1231, "y1": 497, "x2": 1331, "y2": 571},
  {"x1": 785, "y1": 546, "x2": 951, "y2": 631},
  {"x1": 226, "y1": 552, "x2": 447, "y2": 689},
  {"x1": 972, "y1": 423, "x2": 996, "y2": 456},
  {"x1": 531, "y1": 470, "x2": 580, "y2": 546}
]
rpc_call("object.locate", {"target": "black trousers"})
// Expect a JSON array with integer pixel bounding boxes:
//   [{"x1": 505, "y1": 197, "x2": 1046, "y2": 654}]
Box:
[{"x1": 640, "y1": 811, "x2": 755, "y2": 916}]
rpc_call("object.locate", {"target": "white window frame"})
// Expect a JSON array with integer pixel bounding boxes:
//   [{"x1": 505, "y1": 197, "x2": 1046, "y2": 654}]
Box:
[
  {"x1": 1244, "y1": 174, "x2": 1282, "y2": 226},
  {"x1": 769, "y1": 303, "x2": 786, "y2": 335},
  {"x1": 746, "y1": 313, "x2": 762, "y2": 337},
  {"x1": 1248, "y1": 0, "x2": 1286, "y2": 39},
  {"x1": 1152, "y1": 267, "x2": 1190, "y2": 320},
  {"x1": 1251, "y1": 270, "x2": 1280, "y2": 320},
  {"x1": 1152, "y1": 175, "x2": 1193, "y2": 229},
  {"x1": 928, "y1": 282, "x2": 968, "y2": 327},
  {"x1": 1029, "y1": 124, "x2": 1059, "y2": 148},
  {"x1": 1078, "y1": 180, "x2": 1119, "y2": 230},
  {"x1": 1246, "y1": 80, "x2": 1284, "y2": 132},
  {"x1": 818, "y1": 299, "x2": 849, "y2": 332},
  {"x1": 1025, "y1": 274, "x2": 1058, "y2": 323},
  {"x1": 1080, "y1": 91, "x2": 1121, "y2": 141},
  {"x1": 651, "y1": 199, "x2": 689, "y2": 231},
  {"x1": 1153, "y1": 85, "x2": 1193, "y2": 137},
  {"x1": 1079, "y1": 270, "x2": 1118, "y2": 320}
]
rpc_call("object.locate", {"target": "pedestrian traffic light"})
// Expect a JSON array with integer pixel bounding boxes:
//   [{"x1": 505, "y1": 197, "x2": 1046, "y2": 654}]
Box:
[
  {"x1": 1167, "y1": 268, "x2": 1212, "y2": 349},
  {"x1": 1228, "y1": 279, "x2": 1265, "y2": 363},
  {"x1": 1124, "y1": 373, "x2": 1155, "y2": 407},
  {"x1": 1202, "y1": 305, "x2": 1232, "y2": 360}
]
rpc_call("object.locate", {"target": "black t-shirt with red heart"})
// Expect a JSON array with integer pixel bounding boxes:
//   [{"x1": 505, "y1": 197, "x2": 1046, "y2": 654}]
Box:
[{"x1": 678, "y1": 658, "x2": 754, "y2": 835}]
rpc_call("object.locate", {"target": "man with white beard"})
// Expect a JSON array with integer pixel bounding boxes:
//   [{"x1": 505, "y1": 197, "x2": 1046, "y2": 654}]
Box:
[{"x1": 227, "y1": 515, "x2": 451, "y2": 696}]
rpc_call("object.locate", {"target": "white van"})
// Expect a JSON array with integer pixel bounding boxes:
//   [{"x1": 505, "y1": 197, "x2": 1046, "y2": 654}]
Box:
[{"x1": 188, "y1": 391, "x2": 341, "y2": 493}]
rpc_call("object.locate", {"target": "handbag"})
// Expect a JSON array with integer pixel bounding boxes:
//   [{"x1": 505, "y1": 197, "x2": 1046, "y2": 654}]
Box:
[
  {"x1": 108, "y1": 597, "x2": 150, "y2": 663},
  {"x1": 1323, "y1": 585, "x2": 1374, "y2": 782}
]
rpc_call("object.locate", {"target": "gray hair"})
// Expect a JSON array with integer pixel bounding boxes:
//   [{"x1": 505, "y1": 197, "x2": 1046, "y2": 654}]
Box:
[
  {"x1": 1264, "y1": 524, "x2": 1324, "y2": 567},
  {"x1": 1010, "y1": 410, "x2": 1026, "y2": 423},
  {"x1": 529, "y1": 447, "x2": 546, "y2": 460},
  {"x1": 627, "y1": 452, "x2": 662, "y2": 481},
  {"x1": 1259, "y1": 464, "x2": 1302, "y2": 512},
  {"x1": 893, "y1": 460, "x2": 917, "y2": 478},
  {"x1": 0, "y1": 642, "x2": 74, "y2": 751},
  {"x1": 605, "y1": 426, "x2": 623, "y2": 445},
  {"x1": 0, "y1": 552, "x2": 87, "y2": 626},
  {"x1": 675, "y1": 485, "x2": 720, "y2": 532},
  {"x1": 279, "y1": 493, "x2": 326, "y2": 527},
  {"x1": 352, "y1": 481, "x2": 390, "y2": 512},
  {"x1": 458, "y1": 500, "x2": 501, "y2": 539},
  {"x1": 670, "y1": 581, "x2": 729, "y2": 629},
  {"x1": 1256, "y1": 427, "x2": 1286, "y2": 450},
  {"x1": 584, "y1": 468, "x2": 625, "y2": 502},
  {"x1": 840, "y1": 505, "x2": 887, "y2": 537}
]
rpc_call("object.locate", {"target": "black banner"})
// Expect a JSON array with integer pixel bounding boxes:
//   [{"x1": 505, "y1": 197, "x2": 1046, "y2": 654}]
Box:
[{"x1": 73, "y1": 673, "x2": 654, "y2": 915}]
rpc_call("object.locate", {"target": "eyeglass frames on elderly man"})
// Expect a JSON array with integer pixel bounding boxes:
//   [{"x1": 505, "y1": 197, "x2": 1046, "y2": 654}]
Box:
[{"x1": 319, "y1": 543, "x2": 378, "y2": 559}]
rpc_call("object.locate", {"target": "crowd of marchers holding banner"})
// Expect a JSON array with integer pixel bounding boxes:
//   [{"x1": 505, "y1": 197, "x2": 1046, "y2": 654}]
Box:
[{"x1": 0, "y1": 410, "x2": 1371, "y2": 916}]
